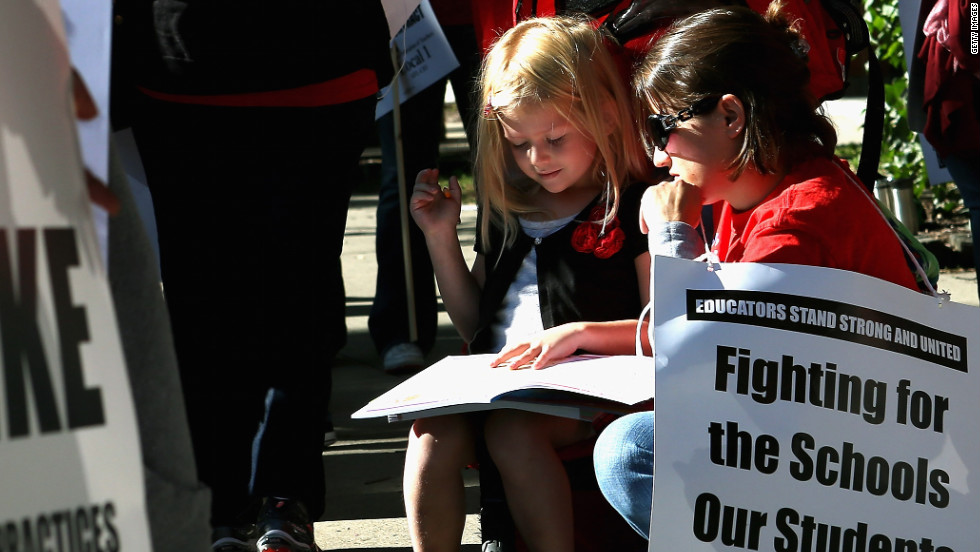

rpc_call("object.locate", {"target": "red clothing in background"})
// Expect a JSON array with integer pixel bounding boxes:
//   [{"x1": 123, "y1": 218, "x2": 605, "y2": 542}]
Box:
[
  {"x1": 431, "y1": 0, "x2": 472, "y2": 27},
  {"x1": 470, "y1": 1, "x2": 849, "y2": 101},
  {"x1": 712, "y1": 157, "x2": 921, "y2": 292},
  {"x1": 917, "y1": 0, "x2": 980, "y2": 157}
]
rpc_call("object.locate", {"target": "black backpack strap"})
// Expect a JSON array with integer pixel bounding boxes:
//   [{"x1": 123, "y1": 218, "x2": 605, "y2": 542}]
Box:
[
  {"x1": 560, "y1": 0, "x2": 623, "y2": 16},
  {"x1": 603, "y1": 0, "x2": 748, "y2": 45},
  {"x1": 822, "y1": 0, "x2": 881, "y2": 192},
  {"x1": 858, "y1": 45, "x2": 885, "y2": 192}
]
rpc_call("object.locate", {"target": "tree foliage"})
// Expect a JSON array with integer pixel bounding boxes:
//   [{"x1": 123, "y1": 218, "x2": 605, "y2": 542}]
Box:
[{"x1": 862, "y1": 0, "x2": 926, "y2": 187}]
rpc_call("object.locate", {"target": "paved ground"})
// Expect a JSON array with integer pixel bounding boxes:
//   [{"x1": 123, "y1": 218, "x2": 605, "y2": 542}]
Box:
[{"x1": 315, "y1": 176, "x2": 978, "y2": 550}]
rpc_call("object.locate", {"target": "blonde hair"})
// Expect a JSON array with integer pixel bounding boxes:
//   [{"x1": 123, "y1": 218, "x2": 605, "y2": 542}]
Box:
[{"x1": 475, "y1": 15, "x2": 648, "y2": 250}]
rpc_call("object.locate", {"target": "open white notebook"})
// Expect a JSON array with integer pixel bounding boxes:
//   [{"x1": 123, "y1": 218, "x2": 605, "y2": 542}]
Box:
[{"x1": 352, "y1": 354, "x2": 654, "y2": 422}]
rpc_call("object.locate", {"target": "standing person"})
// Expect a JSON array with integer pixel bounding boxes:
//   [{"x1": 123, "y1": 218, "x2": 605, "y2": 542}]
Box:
[
  {"x1": 112, "y1": 2, "x2": 393, "y2": 551},
  {"x1": 369, "y1": 0, "x2": 482, "y2": 374},
  {"x1": 405, "y1": 15, "x2": 651, "y2": 551},
  {"x1": 576, "y1": 3, "x2": 924, "y2": 540},
  {"x1": 907, "y1": 0, "x2": 980, "y2": 301}
]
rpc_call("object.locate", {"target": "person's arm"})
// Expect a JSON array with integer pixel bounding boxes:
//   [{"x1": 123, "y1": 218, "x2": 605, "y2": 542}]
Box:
[
  {"x1": 490, "y1": 319, "x2": 648, "y2": 369},
  {"x1": 640, "y1": 181, "x2": 705, "y2": 259},
  {"x1": 410, "y1": 168, "x2": 484, "y2": 342},
  {"x1": 647, "y1": 221, "x2": 704, "y2": 259}
]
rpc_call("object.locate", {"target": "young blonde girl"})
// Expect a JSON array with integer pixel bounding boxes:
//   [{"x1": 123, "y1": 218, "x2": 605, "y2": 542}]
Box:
[{"x1": 407, "y1": 15, "x2": 650, "y2": 551}]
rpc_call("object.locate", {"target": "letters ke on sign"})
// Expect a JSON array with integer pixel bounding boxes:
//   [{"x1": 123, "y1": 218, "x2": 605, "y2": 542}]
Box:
[{"x1": 0, "y1": 0, "x2": 152, "y2": 549}]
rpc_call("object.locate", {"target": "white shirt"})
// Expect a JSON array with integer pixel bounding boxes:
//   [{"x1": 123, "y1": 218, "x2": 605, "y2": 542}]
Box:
[{"x1": 488, "y1": 213, "x2": 578, "y2": 353}]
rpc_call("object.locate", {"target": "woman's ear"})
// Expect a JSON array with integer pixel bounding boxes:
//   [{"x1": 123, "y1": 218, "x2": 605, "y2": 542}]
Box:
[{"x1": 718, "y1": 94, "x2": 745, "y2": 139}]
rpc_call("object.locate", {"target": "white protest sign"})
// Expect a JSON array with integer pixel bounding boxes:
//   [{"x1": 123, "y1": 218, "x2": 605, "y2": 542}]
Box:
[
  {"x1": 0, "y1": 0, "x2": 153, "y2": 549},
  {"x1": 650, "y1": 256, "x2": 979, "y2": 551},
  {"x1": 382, "y1": 0, "x2": 423, "y2": 40},
  {"x1": 375, "y1": 0, "x2": 459, "y2": 119},
  {"x1": 61, "y1": 0, "x2": 113, "y2": 265},
  {"x1": 61, "y1": 0, "x2": 111, "y2": 183}
]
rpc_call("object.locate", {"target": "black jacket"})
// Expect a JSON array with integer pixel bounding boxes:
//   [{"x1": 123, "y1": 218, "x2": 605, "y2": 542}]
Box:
[
  {"x1": 113, "y1": 0, "x2": 394, "y2": 97},
  {"x1": 470, "y1": 182, "x2": 650, "y2": 354}
]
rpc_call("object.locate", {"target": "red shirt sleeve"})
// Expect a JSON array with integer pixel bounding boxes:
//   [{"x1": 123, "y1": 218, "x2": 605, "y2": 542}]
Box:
[{"x1": 712, "y1": 158, "x2": 920, "y2": 291}]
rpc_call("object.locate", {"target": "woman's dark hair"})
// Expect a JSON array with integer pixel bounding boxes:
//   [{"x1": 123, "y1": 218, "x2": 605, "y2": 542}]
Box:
[{"x1": 633, "y1": 1, "x2": 838, "y2": 178}]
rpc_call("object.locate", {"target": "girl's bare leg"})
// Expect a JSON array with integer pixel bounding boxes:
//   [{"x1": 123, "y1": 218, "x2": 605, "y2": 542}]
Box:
[
  {"x1": 484, "y1": 410, "x2": 593, "y2": 552},
  {"x1": 403, "y1": 414, "x2": 477, "y2": 552}
]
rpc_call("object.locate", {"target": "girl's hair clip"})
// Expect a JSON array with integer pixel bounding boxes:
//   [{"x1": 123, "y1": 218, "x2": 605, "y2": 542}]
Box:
[{"x1": 482, "y1": 99, "x2": 496, "y2": 119}]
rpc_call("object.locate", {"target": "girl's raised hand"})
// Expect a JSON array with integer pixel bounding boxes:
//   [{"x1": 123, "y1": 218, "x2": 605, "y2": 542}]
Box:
[{"x1": 410, "y1": 168, "x2": 462, "y2": 236}]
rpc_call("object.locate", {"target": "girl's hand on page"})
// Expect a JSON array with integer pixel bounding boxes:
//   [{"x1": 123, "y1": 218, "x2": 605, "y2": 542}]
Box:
[
  {"x1": 639, "y1": 179, "x2": 702, "y2": 233},
  {"x1": 490, "y1": 323, "x2": 587, "y2": 370},
  {"x1": 410, "y1": 168, "x2": 461, "y2": 237}
]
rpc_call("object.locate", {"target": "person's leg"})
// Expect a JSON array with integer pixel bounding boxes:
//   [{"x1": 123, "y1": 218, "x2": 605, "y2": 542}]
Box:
[
  {"x1": 241, "y1": 97, "x2": 374, "y2": 552},
  {"x1": 403, "y1": 414, "x2": 478, "y2": 551},
  {"x1": 131, "y1": 99, "x2": 267, "y2": 533},
  {"x1": 444, "y1": 23, "x2": 481, "y2": 151},
  {"x1": 593, "y1": 411, "x2": 654, "y2": 540},
  {"x1": 369, "y1": 81, "x2": 446, "y2": 367},
  {"x1": 249, "y1": 97, "x2": 377, "y2": 517},
  {"x1": 483, "y1": 411, "x2": 594, "y2": 551},
  {"x1": 942, "y1": 153, "x2": 980, "y2": 301}
]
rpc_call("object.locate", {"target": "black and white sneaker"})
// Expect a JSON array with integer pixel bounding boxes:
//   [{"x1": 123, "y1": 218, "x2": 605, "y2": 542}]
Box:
[
  {"x1": 212, "y1": 525, "x2": 257, "y2": 552},
  {"x1": 382, "y1": 342, "x2": 425, "y2": 374},
  {"x1": 323, "y1": 421, "x2": 337, "y2": 449},
  {"x1": 256, "y1": 498, "x2": 319, "y2": 552}
]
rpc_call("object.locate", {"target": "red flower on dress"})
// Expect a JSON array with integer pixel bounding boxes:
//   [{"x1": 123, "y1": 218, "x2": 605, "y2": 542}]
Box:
[
  {"x1": 594, "y1": 227, "x2": 626, "y2": 259},
  {"x1": 571, "y1": 222, "x2": 599, "y2": 253},
  {"x1": 571, "y1": 206, "x2": 623, "y2": 258}
]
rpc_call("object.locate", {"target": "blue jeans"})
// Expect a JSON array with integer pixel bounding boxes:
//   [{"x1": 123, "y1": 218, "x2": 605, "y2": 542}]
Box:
[
  {"x1": 943, "y1": 154, "x2": 980, "y2": 302},
  {"x1": 594, "y1": 411, "x2": 654, "y2": 540},
  {"x1": 368, "y1": 24, "x2": 480, "y2": 355},
  {"x1": 368, "y1": 82, "x2": 445, "y2": 356}
]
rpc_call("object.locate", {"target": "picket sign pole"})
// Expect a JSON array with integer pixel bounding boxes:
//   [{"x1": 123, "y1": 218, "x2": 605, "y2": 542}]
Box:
[{"x1": 391, "y1": 42, "x2": 419, "y2": 343}]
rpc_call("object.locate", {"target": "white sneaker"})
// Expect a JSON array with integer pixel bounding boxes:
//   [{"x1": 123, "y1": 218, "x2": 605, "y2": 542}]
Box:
[
  {"x1": 323, "y1": 423, "x2": 337, "y2": 449},
  {"x1": 382, "y1": 342, "x2": 425, "y2": 374}
]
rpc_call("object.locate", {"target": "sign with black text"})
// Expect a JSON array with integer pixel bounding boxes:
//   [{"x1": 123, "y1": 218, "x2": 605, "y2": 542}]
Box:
[
  {"x1": 0, "y1": 0, "x2": 152, "y2": 549},
  {"x1": 375, "y1": 0, "x2": 458, "y2": 119},
  {"x1": 650, "y1": 256, "x2": 979, "y2": 551}
]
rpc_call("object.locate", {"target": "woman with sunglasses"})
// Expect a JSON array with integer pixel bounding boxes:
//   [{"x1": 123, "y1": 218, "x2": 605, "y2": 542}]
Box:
[
  {"x1": 497, "y1": 1, "x2": 926, "y2": 541},
  {"x1": 592, "y1": 1, "x2": 927, "y2": 541}
]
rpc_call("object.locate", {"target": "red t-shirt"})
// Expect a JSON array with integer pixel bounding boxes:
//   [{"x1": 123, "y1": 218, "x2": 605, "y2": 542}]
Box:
[{"x1": 712, "y1": 157, "x2": 920, "y2": 292}]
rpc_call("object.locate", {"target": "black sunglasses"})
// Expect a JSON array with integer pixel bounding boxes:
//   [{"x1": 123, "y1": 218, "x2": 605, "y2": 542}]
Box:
[{"x1": 646, "y1": 97, "x2": 720, "y2": 151}]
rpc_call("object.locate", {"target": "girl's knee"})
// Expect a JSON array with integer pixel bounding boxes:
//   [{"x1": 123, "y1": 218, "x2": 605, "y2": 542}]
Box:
[
  {"x1": 406, "y1": 414, "x2": 476, "y2": 466},
  {"x1": 485, "y1": 411, "x2": 592, "y2": 462},
  {"x1": 484, "y1": 410, "x2": 541, "y2": 452}
]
